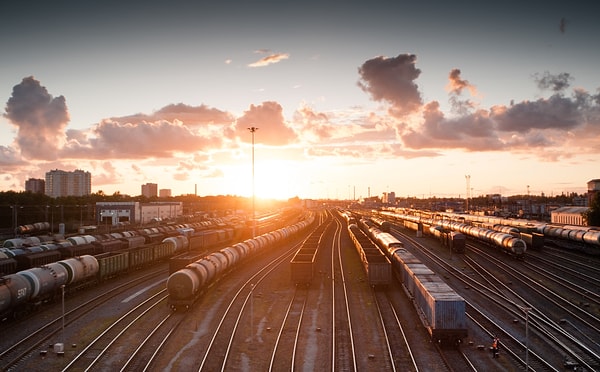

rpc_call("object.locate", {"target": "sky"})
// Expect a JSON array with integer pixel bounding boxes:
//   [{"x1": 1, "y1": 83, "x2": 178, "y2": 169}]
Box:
[{"x1": 1, "y1": 0, "x2": 599, "y2": 200}]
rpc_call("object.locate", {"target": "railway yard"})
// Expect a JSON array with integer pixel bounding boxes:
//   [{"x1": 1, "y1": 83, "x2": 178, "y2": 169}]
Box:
[{"x1": 1, "y1": 208, "x2": 600, "y2": 371}]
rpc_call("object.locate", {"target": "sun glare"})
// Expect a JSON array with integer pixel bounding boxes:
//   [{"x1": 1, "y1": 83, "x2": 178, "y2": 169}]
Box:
[{"x1": 253, "y1": 160, "x2": 298, "y2": 200}]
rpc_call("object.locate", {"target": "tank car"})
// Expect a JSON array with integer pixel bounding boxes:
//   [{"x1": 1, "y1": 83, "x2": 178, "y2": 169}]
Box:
[
  {"x1": 0, "y1": 274, "x2": 33, "y2": 318},
  {"x1": 167, "y1": 213, "x2": 314, "y2": 310},
  {"x1": 19, "y1": 264, "x2": 69, "y2": 301},
  {"x1": 58, "y1": 255, "x2": 99, "y2": 285}
]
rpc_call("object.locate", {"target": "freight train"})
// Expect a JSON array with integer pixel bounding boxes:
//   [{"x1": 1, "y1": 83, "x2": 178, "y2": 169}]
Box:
[
  {"x1": 347, "y1": 223, "x2": 392, "y2": 287},
  {"x1": 0, "y1": 220, "x2": 244, "y2": 276},
  {"x1": 429, "y1": 227, "x2": 466, "y2": 253},
  {"x1": 393, "y1": 208, "x2": 600, "y2": 253},
  {"x1": 1, "y1": 211, "x2": 301, "y2": 320},
  {"x1": 380, "y1": 210, "x2": 527, "y2": 258},
  {"x1": 167, "y1": 213, "x2": 315, "y2": 310},
  {"x1": 0, "y1": 236, "x2": 192, "y2": 321},
  {"x1": 357, "y1": 217, "x2": 467, "y2": 344}
]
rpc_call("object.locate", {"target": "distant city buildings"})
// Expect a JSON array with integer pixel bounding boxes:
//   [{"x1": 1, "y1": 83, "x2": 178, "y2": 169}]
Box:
[
  {"x1": 45, "y1": 169, "x2": 91, "y2": 197},
  {"x1": 159, "y1": 189, "x2": 172, "y2": 197},
  {"x1": 382, "y1": 191, "x2": 396, "y2": 204},
  {"x1": 141, "y1": 183, "x2": 158, "y2": 198},
  {"x1": 25, "y1": 178, "x2": 45, "y2": 194}
]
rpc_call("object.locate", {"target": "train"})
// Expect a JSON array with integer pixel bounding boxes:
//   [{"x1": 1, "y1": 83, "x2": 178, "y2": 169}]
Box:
[
  {"x1": 166, "y1": 212, "x2": 316, "y2": 310},
  {"x1": 0, "y1": 220, "x2": 246, "y2": 276},
  {"x1": 289, "y1": 211, "x2": 335, "y2": 285},
  {"x1": 356, "y1": 217, "x2": 468, "y2": 345},
  {"x1": 393, "y1": 208, "x2": 600, "y2": 253},
  {"x1": 347, "y1": 223, "x2": 392, "y2": 287},
  {"x1": 429, "y1": 226, "x2": 466, "y2": 253},
  {"x1": 0, "y1": 236, "x2": 194, "y2": 321},
  {"x1": 379, "y1": 210, "x2": 528, "y2": 258},
  {"x1": 0, "y1": 211, "x2": 302, "y2": 321}
]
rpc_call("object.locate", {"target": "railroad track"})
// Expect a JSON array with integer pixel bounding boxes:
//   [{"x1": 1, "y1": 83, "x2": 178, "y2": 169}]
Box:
[
  {"x1": 196, "y1": 236, "x2": 307, "y2": 371},
  {"x1": 330, "y1": 216, "x2": 357, "y2": 371},
  {"x1": 0, "y1": 268, "x2": 166, "y2": 371},
  {"x1": 61, "y1": 290, "x2": 169, "y2": 371},
  {"x1": 267, "y1": 285, "x2": 308, "y2": 370},
  {"x1": 372, "y1": 290, "x2": 418, "y2": 371},
  {"x1": 395, "y1": 221, "x2": 600, "y2": 370},
  {"x1": 467, "y1": 243, "x2": 600, "y2": 370}
]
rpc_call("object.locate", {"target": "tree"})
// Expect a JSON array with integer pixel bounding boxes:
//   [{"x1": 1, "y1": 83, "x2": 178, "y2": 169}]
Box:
[{"x1": 584, "y1": 193, "x2": 600, "y2": 227}]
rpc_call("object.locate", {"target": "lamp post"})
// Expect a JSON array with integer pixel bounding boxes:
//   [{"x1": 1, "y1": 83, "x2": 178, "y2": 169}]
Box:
[
  {"x1": 519, "y1": 306, "x2": 532, "y2": 371},
  {"x1": 61, "y1": 284, "x2": 65, "y2": 345},
  {"x1": 248, "y1": 126, "x2": 258, "y2": 238},
  {"x1": 10, "y1": 205, "x2": 21, "y2": 236},
  {"x1": 250, "y1": 283, "x2": 254, "y2": 341}
]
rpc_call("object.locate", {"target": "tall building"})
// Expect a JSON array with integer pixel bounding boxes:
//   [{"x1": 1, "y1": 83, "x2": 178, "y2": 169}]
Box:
[
  {"x1": 25, "y1": 178, "x2": 45, "y2": 194},
  {"x1": 159, "y1": 189, "x2": 172, "y2": 197},
  {"x1": 45, "y1": 169, "x2": 92, "y2": 197},
  {"x1": 141, "y1": 183, "x2": 158, "y2": 197}
]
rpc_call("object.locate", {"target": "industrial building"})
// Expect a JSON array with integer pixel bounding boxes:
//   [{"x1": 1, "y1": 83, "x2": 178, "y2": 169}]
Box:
[
  {"x1": 96, "y1": 201, "x2": 182, "y2": 226},
  {"x1": 550, "y1": 206, "x2": 589, "y2": 225}
]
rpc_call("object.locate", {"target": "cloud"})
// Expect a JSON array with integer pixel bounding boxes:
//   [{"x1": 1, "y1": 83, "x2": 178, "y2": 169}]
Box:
[
  {"x1": 4, "y1": 76, "x2": 69, "y2": 160},
  {"x1": 399, "y1": 90, "x2": 599, "y2": 154},
  {"x1": 493, "y1": 94, "x2": 583, "y2": 132},
  {"x1": 446, "y1": 69, "x2": 479, "y2": 115},
  {"x1": 248, "y1": 53, "x2": 290, "y2": 67},
  {"x1": 533, "y1": 71, "x2": 572, "y2": 92},
  {"x1": 110, "y1": 103, "x2": 234, "y2": 126},
  {"x1": 357, "y1": 54, "x2": 423, "y2": 117},
  {"x1": 0, "y1": 145, "x2": 24, "y2": 167},
  {"x1": 293, "y1": 105, "x2": 335, "y2": 141},
  {"x1": 62, "y1": 119, "x2": 224, "y2": 159},
  {"x1": 446, "y1": 68, "x2": 478, "y2": 96},
  {"x1": 235, "y1": 101, "x2": 297, "y2": 145}
]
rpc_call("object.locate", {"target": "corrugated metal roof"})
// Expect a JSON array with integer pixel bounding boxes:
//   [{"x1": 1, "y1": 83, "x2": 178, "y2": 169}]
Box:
[{"x1": 552, "y1": 206, "x2": 589, "y2": 215}]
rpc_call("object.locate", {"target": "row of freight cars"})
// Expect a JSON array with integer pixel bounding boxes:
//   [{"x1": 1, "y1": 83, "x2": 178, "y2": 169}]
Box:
[
  {"x1": 389, "y1": 208, "x2": 600, "y2": 251},
  {"x1": 380, "y1": 210, "x2": 529, "y2": 258},
  {"x1": 0, "y1": 223, "x2": 240, "y2": 276},
  {"x1": 347, "y1": 223, "x2": 392, "y2": 286},
  {"x1": 0, "y1": 235, "x2": 191, "y2": 320},
  {"x1": 167, "y1": 212, "x2": 316, "y2": 310},
  {"x1": 371, "y1": 215, "x2": 467, "y2": 253},
  {"x1": 1, "y1": 210, "x2": 305, "y2": 320},
  {"x1": 345, "y1": 213, "x2": 467, "y2": 345},
  {"x1": 289, "y1": 212, "x2": 332, "y2": 284}
]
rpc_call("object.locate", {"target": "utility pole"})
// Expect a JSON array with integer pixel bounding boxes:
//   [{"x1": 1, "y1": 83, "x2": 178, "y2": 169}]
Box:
[{"x1": 465, "y1": 175, "x2": 471, "y2": 212}]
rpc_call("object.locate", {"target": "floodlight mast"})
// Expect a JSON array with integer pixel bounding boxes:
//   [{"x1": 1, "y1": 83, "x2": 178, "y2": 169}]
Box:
[{"x1": 248, "y1": 127, "x2": 258, "y2": 238}]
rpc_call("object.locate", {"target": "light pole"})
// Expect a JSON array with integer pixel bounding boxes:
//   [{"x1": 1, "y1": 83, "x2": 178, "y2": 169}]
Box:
[
  {"x1": 519, "y1": 306, "x2": 532, "y2": 370},
  {"x1": 250, "y1": 283, "x2": 254, "y2": 341},
  {"x1": 61, "y1": 284, "x2": 65, "y2": 346},
  {"x1": 248, "y1": 126, "x2": 258, "y2": 238},
  {"x1": 10, "y1": 205, "x2": 21, "y2": 236}
]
